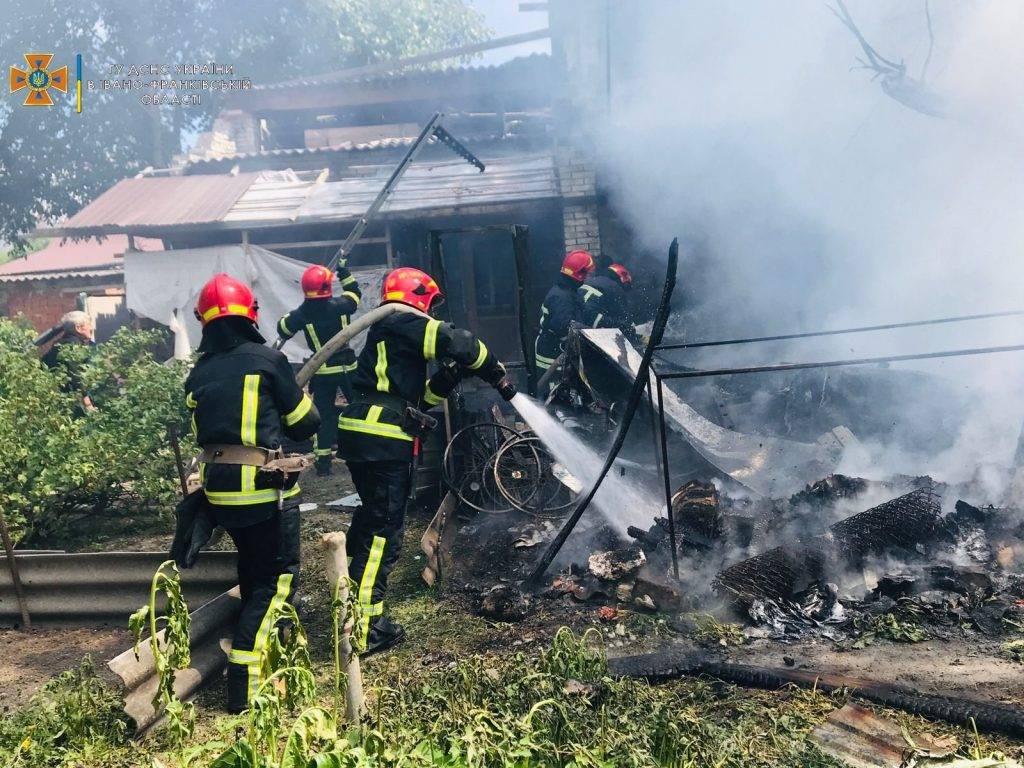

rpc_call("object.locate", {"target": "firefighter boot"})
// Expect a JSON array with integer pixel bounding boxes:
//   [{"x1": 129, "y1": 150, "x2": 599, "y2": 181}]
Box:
[
  {"x1": 364, "y1": 615, "x2": 406, "y2": 656},
  {"x1": 315, "y1": 455, "x2": 333, "y2": 476}
]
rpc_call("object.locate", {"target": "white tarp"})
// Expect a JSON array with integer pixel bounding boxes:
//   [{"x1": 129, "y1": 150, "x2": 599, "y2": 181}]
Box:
[{"x1": 124, "y1": 244, "x2": 386, "y2": 363}]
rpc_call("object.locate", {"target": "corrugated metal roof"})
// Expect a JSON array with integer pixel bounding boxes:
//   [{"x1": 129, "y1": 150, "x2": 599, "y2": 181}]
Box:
[
  {"x1": 183, "y1": 133, "x2": 510, "y2": 170},
  {"x1": 255, "y1": 52, "x2": 550, "y2": 92},
  {"x1": 0, "y1": 235, "x2": 161, "y2": 283},
  {"x1": 223, "y1": 154, "x2": 558, "y2": 225},
  {"x1": 39, "y1": 154, "x2": 559, "y2": 237},
  {"x1": 53, "y1": 174, "x2": 257, "y2": 234}
]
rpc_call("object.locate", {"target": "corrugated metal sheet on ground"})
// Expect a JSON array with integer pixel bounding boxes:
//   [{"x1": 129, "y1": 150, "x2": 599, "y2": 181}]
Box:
[
  {"x1": 0, "y1": 551, "x2": 237, "y2": 626},
  {"x1": 60, "y1": 173, "x2": 257, "y2": 231},
  {"x1": 223, "y1": 154, "x2": 558, "y2": 225}
]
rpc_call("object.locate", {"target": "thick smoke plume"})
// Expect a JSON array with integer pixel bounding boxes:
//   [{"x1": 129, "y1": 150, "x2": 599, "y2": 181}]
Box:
[{"x1": 588, "y1": 1, "x2": 1024, "y2": 496}]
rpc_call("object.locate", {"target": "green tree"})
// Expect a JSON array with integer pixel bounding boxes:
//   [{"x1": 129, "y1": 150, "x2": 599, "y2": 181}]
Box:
[{"x1": 0, "y1": 0, "x2": 489, "y2": 249}]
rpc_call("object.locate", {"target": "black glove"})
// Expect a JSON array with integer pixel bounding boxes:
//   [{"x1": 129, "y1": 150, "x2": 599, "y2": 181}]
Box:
[{"x1": 169, "y1": 489, "x2": 217, "y2": 568}]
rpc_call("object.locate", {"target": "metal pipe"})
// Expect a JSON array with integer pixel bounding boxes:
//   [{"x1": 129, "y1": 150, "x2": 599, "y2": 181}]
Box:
[
  {"x1": 167, "y1": 423, "x2": 189, "y2": 498},
  {"x1": 656, "y1": 377, "x2": 679, "y2": 580},
  {"x1": 657, "y1": 308, "x2": 1024, "y2": 351},
  {"x1": 526, "y1": 238, "x2": 679, "y2": 586},
  {"x1": 0, "y1": 508, "x2": 30, "y2": 628},
  {"x1": 657, "y1": 342, "x2": 1024, "y2": 381}
]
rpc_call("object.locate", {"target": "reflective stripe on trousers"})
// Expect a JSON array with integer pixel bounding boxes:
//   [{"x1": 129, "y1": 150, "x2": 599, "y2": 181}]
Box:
[
  {"x1": 356, "y1": 535, "x2": 386, "y2": 646},
  {"x1": 227, "y1": 572, "x2": 293, "y2": 701}
]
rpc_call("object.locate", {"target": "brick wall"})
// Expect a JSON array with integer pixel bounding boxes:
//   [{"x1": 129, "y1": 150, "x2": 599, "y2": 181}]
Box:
[
  {"x1": 557, "y1": 146, "x2": 601, "y2": 256},
  {"x1": 2, "y1": 285, "x2": 77, "y2": 331}
]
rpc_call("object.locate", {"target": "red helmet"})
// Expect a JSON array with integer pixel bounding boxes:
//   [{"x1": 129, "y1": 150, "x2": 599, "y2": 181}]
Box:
[
  {"x1": 301, "y1": 264, "x2": 334, "y2": 298},
  {"x1": 609, "y1": 263, "x2": 633, "y2": 288},
  {"x1": 382, "y1": 267, "x2": 444, "y2": 311},
  {"x1": 194, "y1": 273, "x2": 258, "y2": 326},
  {"x1": 561, "y1": 250, "x2": 595, "y2": 283}
]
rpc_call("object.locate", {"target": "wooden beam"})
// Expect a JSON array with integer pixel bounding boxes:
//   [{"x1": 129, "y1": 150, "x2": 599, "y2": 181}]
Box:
[{"x1": 257, "y1": 238, "x2": 388, "y2": 250}]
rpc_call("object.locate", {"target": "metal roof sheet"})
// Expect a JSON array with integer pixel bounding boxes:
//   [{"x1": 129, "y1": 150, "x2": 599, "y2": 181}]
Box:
[
  {"x1": 55, "y1": 174, "x2": 257, "y2": 234},
  {"x1": 0, "y1": 235, "x2": 161, "y2": 282},
  {"x1": 224, "y1": 153, "x2": 558, "y2": 226}
]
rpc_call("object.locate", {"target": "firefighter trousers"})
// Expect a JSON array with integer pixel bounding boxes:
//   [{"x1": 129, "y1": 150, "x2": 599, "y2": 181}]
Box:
[
  {"x1": 221, "y1": 503, "x2": 301, "y2": 711},
  {"x1": 345, "y1": 460, "x2": 412, "y2": 645},
  {"x1": 310, "y1": 372, "x2": 353, "y2": 458}
]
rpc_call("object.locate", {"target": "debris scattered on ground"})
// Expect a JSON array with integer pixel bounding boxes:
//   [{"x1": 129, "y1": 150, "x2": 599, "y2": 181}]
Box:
[
  {"x1": 588, "y1": 547, "x2": 646, "y2": 581},
  {"x1": 325, "y1": 493, "x2": 361, "y2": 508},
  {"x1": 477, "y1": 583, "x2": 531, "y2": 622}
]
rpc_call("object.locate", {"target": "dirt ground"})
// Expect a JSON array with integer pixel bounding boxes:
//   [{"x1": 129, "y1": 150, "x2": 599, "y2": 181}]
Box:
[{"x1": 0, "y1": 626, "x2": 130, "y2": 711}]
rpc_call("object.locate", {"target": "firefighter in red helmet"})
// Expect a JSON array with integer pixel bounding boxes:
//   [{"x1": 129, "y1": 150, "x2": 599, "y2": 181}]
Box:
[
  {"x1": 185, "y1": 272, "x2": 320, "y2": 712},
  {"x1": 336, "y1": 267, "x2": 515, "y2": 653},
  {"x1": 277, "y1": 262, "x2": 362, "y2": 476},
  {"x1": 534, "y1": 250, "x2": 594, "y2": 385},
  {"x1": 579, "y1": 259, "x2": 638, "y2": 341}
]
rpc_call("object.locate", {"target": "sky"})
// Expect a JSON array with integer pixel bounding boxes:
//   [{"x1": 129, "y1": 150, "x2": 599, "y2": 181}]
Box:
[{"x1": 468, "y1": 0, "x2": 550, "y2": 64}]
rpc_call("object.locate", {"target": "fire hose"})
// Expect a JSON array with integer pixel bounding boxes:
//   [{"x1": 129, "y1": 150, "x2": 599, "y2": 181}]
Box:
[{"x1": 294, "y1": 302, "x2": 429, "y2": 387}]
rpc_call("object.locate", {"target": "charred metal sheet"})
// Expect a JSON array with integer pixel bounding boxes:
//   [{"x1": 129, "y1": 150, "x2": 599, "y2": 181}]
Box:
[
  {"x1": 713, "y1": 545, "x2": 826, "y2": 604},
  {"x1": 108, "y1": 587, "x2": 240, "y2": 733},
  {"x1": 810, "y1": 703, "x2": 956, "y2": 768},
  {"x1": 0, "y1": 552, "x2": 237, "y2": 627},
  {"x1": 580, "y1": 329, "x2": 846, "y2": 497},
  {"x1": 830, "y1": 486, "x2": 941, "y2": 559}
]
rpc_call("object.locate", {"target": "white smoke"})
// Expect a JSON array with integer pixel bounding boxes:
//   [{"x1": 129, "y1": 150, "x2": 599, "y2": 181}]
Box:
[{"x1": 585, "y1": 1, "x2": 1024, "y2": 497}]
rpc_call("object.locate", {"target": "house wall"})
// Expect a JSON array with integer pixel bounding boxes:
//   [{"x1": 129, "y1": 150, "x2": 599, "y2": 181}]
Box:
[{"x1": 0, "y1": 277, "x2": 126, "y2": 340}]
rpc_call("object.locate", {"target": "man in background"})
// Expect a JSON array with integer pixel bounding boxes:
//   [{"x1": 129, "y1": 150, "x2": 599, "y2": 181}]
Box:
[{"x1": 41, "y1": 310, "x2": 96, "y2": 412}]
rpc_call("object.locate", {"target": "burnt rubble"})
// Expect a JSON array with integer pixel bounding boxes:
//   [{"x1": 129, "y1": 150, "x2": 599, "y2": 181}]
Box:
[{"x1": 597, "y1": 475, "x2": 1024, "y2": 644}]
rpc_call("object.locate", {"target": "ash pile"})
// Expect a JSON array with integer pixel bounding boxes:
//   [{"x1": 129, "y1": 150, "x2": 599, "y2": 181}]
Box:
[{"x1": 549, "y1": 473, "x2": 1024, "y2": 644}]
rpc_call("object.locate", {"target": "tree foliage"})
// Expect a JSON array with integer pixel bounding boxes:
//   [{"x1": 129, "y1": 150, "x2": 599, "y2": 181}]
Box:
[
  {"x1": 0, "y1": 0, "x2": 489, "y2": 248},
  {"x1": 0, "y1": 319, "x2": 193, "y2": 543}
]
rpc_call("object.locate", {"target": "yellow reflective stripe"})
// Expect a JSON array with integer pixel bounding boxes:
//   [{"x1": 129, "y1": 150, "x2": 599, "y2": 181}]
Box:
[
  {"x1": 240, "y1": 374, "x2": 259, "y2": 447},
  {"x1": 580, "y1": 285, "x2": 602, "y2": 302},
  {"x1": 592, "y1": 313, "x2": 604, "y2": 328},
  {"x1": 374, "y1": 340, "x2": 389, "y2": 392},
  {"x1": 423, "y1": 319, "x2": 441, "y2": 360},
  {"x1": 314, "y1": 362, "x2": 354, "y2": 375},
  {"x1": 343, "y1": 291, "x2": 361, "y2": 306},
  {"x1": 241, "y1": 464, "x2": 256, "y2": 492},
  {"x1": 204, "y1": 485, "x2": 301, "y2": 506},
  {"x1": 342, "y1": 274, "x2": 357, "y2": 286},
  {"x1": 314, "y1": 448, "x2": 333, "y2": 457},
  {"x1": 468, "y1": 340, "x2": 489, "y2": 370},
  {"x1": 228, "y1": 649, "x2": 260, "y2": 664},
  {"x1": 366, "y1": 600, "x2": 384, "y2": 617},
  {"x1": 199, "y1": 462, "x2": 206, "y2": 485},
  {"x1": 245, "y1": 572, "x2": 294, "y2": 698},
  {"x1": 185, "y1": 391, "x2": 197, "y2": 408},
  {"x1": 357, "y1": 536, "x2": 386, "y2": 644},
  {"x1": 202, "y1": 303, "x2": 251, "y2": 322},
  {"x1": 283, "y1": 394, "x2": 312, "y2": 426},
  {"x1": 278, "y1": 315, "x2": 291, "y2": 335},
  {"x1": 338, "y1": 406, "x2": 414, "y2": 441},
  {"x1": 191, "y1": 411, "x2": 197, "y2": 437},
  {"x1": 305, "y1": 323, "x2": 322, "y2": 352},
  {"x1": 424, "y1": 382, "x2": 443, "y2": 406}
]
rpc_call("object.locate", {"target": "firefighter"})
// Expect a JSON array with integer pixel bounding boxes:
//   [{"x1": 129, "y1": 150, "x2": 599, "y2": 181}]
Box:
[
  {"x1": 534, "y1": 250, "x2": 595, "y2": 379},
  {"x1": 184, "y1": 273, "x2": 320, "y2": 713},
  {"x1": 579, "y1": 260, "x2": 639, "y2": 341},
  {"x1": 277, "y1": 263, "x2": 362, "y2": 476},
  {"x1": 337, "y1": 267, "x2": 516, "y2": 653}
]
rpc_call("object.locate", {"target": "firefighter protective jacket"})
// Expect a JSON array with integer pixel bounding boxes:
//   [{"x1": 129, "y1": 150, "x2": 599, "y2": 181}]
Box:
[
  {"x1": 578, "y1": 269, "x2": 633, "y2": 332},
  {"x1": 337, "y1": 310, "x2": 504, "y2": 462},
  {"x1": 277, "y1": 269, "x2": 362, "y2": 375},
  {"x1": 185, "y1": 331, "x2": 320, "y2": 525},
  {"x1": 535, "y1": 276, "x2": 582, "y2": 371}
]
